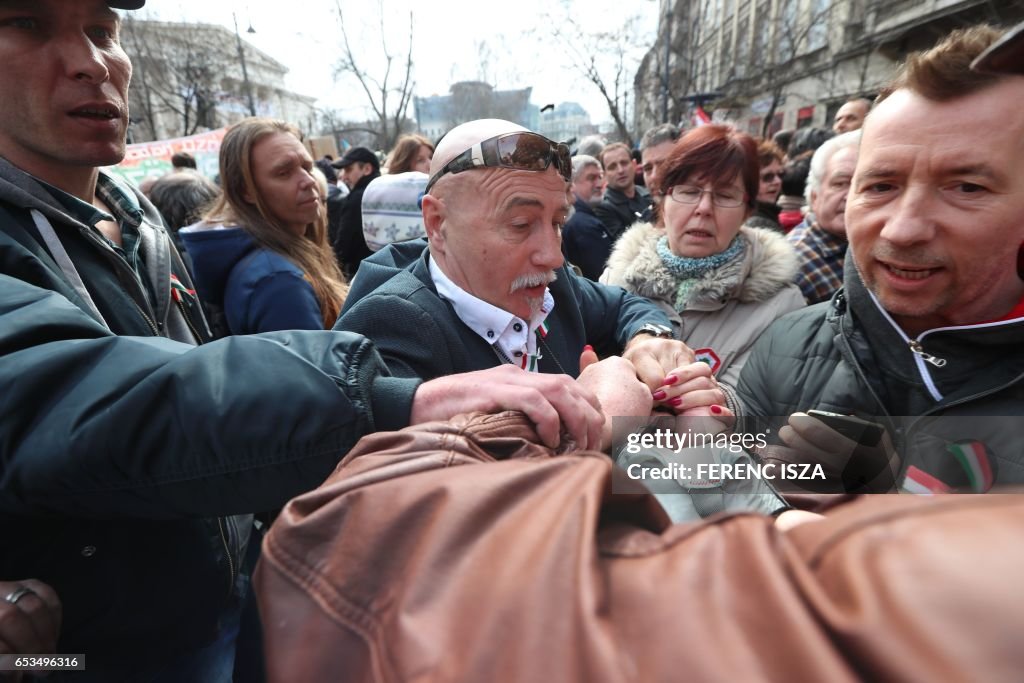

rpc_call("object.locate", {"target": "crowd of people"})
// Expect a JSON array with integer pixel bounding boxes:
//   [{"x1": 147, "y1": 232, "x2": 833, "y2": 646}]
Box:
[{"x1": 2, "y1": 1, "x2": 1024, "y2": 680}]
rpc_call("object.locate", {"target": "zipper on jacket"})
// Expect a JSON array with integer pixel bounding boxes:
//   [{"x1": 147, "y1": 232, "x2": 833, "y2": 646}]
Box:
[
  {"x1": 217, "y1": 517, "x2": 237, "y2": 598},
  {"x1": 175, "y1": 298, "x2": 203, "y2": 344},
  {"x1": 908, "y1": 340, "x2": 947, "y2": 368},
  {"x1": 862, "y1": 288, "x2": 945, "y2": 401},
  {"x1": 74, "y1": 221, "x2": 163, "y2": 333},
  {"x1": 132, "y1": 297, "x2": 159, "y2": 335}
]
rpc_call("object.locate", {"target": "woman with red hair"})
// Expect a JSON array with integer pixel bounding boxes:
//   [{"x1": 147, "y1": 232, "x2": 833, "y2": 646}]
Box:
[{"x1": 602, "y1": 124, "x2": 805, "y2": 385}]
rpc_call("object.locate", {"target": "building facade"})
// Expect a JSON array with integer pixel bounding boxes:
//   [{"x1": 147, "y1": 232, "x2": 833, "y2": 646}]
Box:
[
  {"x1": 537, "y1": 102, "x2": 596, "y2": 145},
  {"x1": 414, "y1": 82, "x2": 539, "y2": 142},
  {"x1": 122, "y1": 19, "x2": 317, "y2": 143},
  {"x1": 634, "y1": 0, "x2": 1024, "y2": 137}
]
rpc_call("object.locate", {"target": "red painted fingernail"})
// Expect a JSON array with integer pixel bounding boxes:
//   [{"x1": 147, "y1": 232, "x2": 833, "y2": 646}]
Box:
[
  {"x1": 669, "y1": 397, "x2": 683, "y2": 407},
  {"x1": 711, "y1": 405, "x2": 722, "y2": 414},
  {"x1": 583, "y1": 345, "x2": 594, "y2": 352},
  {"x1": 652, "y1": 390, "x2": 667, "y2": 400},
  {"x1": 663, "y1": 374, "x2": 679, "y2": 385}
]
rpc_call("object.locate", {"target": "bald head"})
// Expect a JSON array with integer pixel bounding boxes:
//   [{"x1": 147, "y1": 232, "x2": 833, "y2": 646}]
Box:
[
  {"x1": 430, "y1": 118, "x2": 528, "y2": 179},
  {"x1": 833, "y1": 99, "x2": 871, "y2": 133}
]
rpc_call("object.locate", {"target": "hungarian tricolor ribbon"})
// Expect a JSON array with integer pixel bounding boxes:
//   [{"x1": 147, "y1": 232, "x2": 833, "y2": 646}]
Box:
[
  {"x1": 169, "y1": 273, "x2": 196, "y2": 304},
  {"x1": 946, "y1": 440, "x2": 994, "y2": 493}
]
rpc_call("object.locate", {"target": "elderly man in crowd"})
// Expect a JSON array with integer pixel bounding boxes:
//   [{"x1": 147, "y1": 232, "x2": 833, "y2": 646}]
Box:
[
  {"x1": 561, "y1": 154, "x2": 612, "y2": 281},
  {"x1": 786, "y1": 130, "x2": 860, "y2": 304},
  {"x1": 739, "y1": 25, "x2": 1024, "y2": 495},
  {"x1": 337, "y1": 119, "x2": 723, "y2": 413}
]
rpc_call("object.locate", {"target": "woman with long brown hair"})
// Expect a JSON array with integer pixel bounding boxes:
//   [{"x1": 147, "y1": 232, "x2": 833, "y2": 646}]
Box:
[
  {"x1": 181, "y1": 118, "x2": 347, "y2": 334},
  {"x1": 385, "y1": 133, "x2": 433, "y2": 174}
]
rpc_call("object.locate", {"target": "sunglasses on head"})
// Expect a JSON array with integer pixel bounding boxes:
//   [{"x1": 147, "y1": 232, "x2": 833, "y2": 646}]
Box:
[{"x1": 425, "y1": 132, "x2": 572, "y2": 193}]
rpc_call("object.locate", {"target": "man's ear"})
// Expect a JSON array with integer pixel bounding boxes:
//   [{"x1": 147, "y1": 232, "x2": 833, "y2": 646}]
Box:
[{"x1": 422, "y1": 194, "x2": 445, "y2": 250}]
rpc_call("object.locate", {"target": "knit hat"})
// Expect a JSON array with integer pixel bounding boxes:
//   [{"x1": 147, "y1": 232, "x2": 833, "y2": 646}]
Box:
[{"x1": 361, "y1": 172, "x2": 428, "y2": 252}]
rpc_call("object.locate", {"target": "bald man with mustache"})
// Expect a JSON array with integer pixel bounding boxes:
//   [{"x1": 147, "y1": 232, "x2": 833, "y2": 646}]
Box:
[{"x1": 337, "y1": 119, "x2": 727, "y2": 415}]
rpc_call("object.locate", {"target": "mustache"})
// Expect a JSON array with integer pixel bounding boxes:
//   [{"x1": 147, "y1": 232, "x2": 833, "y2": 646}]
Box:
[
  {"x1": 510, "y1": 270, "x2": 558, "y2": 294},
  {"x1": 872, "y1": 243, "x2": 946, "y2": 269}
]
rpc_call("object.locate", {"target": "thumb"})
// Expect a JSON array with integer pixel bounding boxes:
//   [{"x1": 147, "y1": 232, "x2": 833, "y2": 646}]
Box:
[{"x1": 579, "y1": 344, "x2": 598, "y2": 373}]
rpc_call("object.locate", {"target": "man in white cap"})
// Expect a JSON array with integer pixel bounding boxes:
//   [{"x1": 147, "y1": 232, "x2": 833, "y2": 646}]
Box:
[{"x1": 338, "y1": 119, "x2": 727, "y2": 412}]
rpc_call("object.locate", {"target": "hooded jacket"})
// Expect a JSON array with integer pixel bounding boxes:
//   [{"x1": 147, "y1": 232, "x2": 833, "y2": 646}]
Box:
[
  {"x1": 602, "y1": 223, "x2": 805, "y2": 385},
  {"x1": 736, "y1": 262, "x2": 1024, "y2": 493},
  {"x1": 0, "y1": 159, "x2": 420, "y2": 669},
  {"x1": 336, "y1": 238, "x2": 673, "y2": 380},
  {"x1": 180, "y1": 222, "x2": 323, "y2": 334}
]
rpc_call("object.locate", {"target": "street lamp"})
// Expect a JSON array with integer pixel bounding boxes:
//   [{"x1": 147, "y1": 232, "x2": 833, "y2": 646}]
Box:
[
  {"x1": 661, "y1": 9, "x2": 672, "y2": 123},
  {"x1": 232, "y1": 12, "x2": 257, "y2": 117}
]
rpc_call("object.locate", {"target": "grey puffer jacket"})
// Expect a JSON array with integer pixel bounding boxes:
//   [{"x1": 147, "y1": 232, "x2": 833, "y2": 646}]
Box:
[{"x1": 601, "y1": 223, "x2": 805, "y2": 386}]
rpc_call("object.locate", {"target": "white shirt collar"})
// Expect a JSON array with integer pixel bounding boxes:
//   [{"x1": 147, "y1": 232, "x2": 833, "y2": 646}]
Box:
[{"x1": 429, "y1": 255, "x2": 555, "y2": 371}]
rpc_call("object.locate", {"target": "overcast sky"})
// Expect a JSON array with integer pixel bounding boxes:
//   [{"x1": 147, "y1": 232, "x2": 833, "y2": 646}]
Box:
[{"x1": 135, "y1": 0, "x2": 659, "y2": 128}]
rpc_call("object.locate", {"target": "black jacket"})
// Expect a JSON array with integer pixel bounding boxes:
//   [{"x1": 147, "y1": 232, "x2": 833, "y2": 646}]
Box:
[
  {"x1": 562, "y1": 196, "x2": 614, "y2": 281},
  {"x1": 335, "y1": 239, "x2": 673, "y2": 380},
  {"x1": 736, "y1": 263, "x2": 1024, "y2": 492},
  {"x1": 0, "y1": 159, "x2": 420, "y2": 669},
  {"x1": 332, "y1": 170, "x2": 381, "y2": 279},
  {"x1": 593, "y1": 185, "x2": 653, "y2": 241}
]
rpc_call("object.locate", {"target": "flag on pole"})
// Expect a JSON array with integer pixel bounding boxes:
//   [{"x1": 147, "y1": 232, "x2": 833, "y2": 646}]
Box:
[{"x1": 692, "y1": 105, "x2": 711, "y2": 127}]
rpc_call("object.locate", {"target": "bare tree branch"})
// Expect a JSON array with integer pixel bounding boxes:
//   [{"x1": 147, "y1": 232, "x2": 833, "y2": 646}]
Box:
[
  {"x1": 332, "y1": 0, "x2": 415, "y2": 150},
  {"x1": 538, "y1": 4, "x2": 646, "y2": 146}
]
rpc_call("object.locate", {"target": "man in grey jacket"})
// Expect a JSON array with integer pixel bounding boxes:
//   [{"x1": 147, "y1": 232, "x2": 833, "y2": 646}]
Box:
[
  {"x1": 736, "y1": 25, "x2": 1024, "y2": 495},
  {"x1": 0, "y1": 1, "x2": 610, "y2": 677}
]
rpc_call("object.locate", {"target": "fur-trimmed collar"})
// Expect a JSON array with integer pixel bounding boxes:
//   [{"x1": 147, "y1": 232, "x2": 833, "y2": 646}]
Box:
[{"x1": 603, "y1": 222, "x2": 799, "y2": 308}]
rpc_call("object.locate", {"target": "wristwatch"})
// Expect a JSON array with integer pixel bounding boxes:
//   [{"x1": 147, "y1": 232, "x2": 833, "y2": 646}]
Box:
[{"x1": 631, "y1": 323, "x2": 674, "y2": 340}]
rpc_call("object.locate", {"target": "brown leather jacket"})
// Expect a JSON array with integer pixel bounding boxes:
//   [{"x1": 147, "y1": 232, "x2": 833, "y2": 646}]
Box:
[{"x1": 256, "y1": 412, "x2": 1024, "y2": 682}]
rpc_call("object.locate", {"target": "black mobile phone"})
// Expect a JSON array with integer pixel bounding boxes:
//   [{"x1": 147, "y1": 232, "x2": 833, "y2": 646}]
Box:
[{"x1": 806, "y1": 410, "x2": 884, "y2": 447}]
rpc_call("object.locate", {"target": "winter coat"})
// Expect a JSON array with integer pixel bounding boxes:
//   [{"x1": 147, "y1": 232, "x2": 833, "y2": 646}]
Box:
[
  {"x1": 562, "y1": 196, "x2": 613, "y2": 281},
  {"x1": 744, "y1": 200, "x2": 783, "y2": 232},
  {"x1": 180, "y1": 222, "x2": 324, "y2": 334},
  {"x1": 336, "y1": 238, "x2": 673, "y2": 380},
  {"x1": 593, "y1": 185, "x2": 653, "y2": 241},
  {"x1": 0, "y1": 158, "x2": 420, "y2": 670},
  {"x1": 602, "y1": 223, "x2": 806, "y2": 386},
  {"x1": 333, "y1": 170, "x2": 381, "y2": 278},
  {"x1": 256, "y1": 410, "x2": 1024, "y2": 683},
  {"x1": 735, "y1": 262, "x2": 1024, "y2": 493}
]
